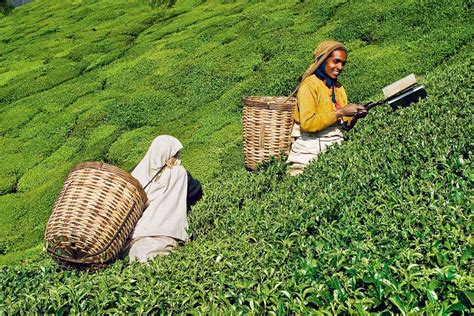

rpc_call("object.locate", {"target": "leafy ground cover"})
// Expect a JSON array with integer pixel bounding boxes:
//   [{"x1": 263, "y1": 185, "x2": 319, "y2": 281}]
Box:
[{"x1": 0, "y1": 0, "x2": 473, "y2": 313}]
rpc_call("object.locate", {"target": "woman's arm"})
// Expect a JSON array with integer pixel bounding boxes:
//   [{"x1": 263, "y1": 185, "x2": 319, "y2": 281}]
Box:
[{"x1": 186, "y1": 171, "x2": 202, "y2": 210}]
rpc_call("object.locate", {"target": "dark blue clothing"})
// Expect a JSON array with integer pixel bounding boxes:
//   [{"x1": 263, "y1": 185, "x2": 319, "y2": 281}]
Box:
[
  {"x1": 314, "y1": 60, "x2": 337, "y2": 104},
  {"x1": 186, "y1": 172, "x2": 202, "y2": 210}
]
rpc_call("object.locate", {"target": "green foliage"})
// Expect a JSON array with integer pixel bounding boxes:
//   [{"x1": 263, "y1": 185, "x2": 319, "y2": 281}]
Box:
[
  {"x1": 0, "y1": 0, "x2": 473, "y2": 313},
  {"x1": 0, "y1": 0, "x2": 12, "y2": 15},
  {"x1": 145, "y1": 0, "x2": 178, "y2": 8}
]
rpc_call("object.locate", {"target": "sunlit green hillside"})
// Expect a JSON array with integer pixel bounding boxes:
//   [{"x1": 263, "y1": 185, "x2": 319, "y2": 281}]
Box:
[{"x1": 0, "y1": 0, "x2": 472, "y2": 313}]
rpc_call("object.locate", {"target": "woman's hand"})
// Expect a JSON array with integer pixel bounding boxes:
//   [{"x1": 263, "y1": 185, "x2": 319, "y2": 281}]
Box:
[{"x1": 336, "y1": 103, "x2": 367, "y2": 118}]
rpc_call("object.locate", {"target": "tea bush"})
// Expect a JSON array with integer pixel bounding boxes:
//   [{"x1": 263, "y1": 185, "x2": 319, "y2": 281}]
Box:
[{"x1": 0, "y1": 0, "x2": 472, "y2": 313}]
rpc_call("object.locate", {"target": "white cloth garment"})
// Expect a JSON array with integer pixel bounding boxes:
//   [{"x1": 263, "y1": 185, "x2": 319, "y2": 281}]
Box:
[
  {"x1": 128, "y1": 135, "x2": 189, "y2": 263},
  {"x1": 287, "y1": 123, "x2": 344, "y2": 175},
  {"x1": 128, "y1": 236, "x2": 178, "y2": 261}
]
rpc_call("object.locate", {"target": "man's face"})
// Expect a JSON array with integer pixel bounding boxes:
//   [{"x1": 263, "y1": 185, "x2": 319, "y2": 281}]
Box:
[{"x1": 324, "y1": 49, "x2": 347, "y2": 79}]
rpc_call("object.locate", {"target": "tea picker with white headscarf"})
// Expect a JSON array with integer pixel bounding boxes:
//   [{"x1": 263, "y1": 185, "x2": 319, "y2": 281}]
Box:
[{"x1": 126, "y1": 135, "x2": 202, "y2": 263}]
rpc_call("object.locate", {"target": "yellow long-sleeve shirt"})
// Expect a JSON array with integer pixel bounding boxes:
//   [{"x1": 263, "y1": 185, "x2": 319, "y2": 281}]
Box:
[{"x1": 293, "y1": 75, "x2": 352, "y2": 133}]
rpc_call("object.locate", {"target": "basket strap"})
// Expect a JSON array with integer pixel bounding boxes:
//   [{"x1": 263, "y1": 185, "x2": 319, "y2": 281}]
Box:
[
  {"x1": 283, "y1": 86, "x2": 299, "y2": 104},
  {"x1": 284, "y1": 71, "x2": 307, "y2": 103},
  {"x1": 143, "y1": 156, "x2": 179, "y2": 190},
  {"x1": 143, "y1": 164, "x2": 167, "y2": 190}
]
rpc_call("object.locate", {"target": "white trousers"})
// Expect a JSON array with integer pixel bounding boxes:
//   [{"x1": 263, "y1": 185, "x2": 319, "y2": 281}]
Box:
[{"x1": 287, "y1": 124, "x2": 343, "y2": 175}]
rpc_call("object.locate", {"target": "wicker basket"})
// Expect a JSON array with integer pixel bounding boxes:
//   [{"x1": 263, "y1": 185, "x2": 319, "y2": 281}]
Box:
[
  {"x1": 44, "y1": 162, "x2": 147, "y2": 268},
  {"x1": 242, "y1": 96, "x2": 296, "y2": 170}
]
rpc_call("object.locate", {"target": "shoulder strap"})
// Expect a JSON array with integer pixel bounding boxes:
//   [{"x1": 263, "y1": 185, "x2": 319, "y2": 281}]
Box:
[{"x1": 143, "y1": 156, "x2": 179, "y2": 190}]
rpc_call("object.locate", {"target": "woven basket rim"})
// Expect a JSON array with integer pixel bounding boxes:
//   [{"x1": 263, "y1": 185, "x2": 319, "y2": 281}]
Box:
[
  {"x1": 73, "y1": 162, "x2": 147, "y2": 202},
  {"x1": 243, "y1": 96, "x2": 296, "y2": 110}
]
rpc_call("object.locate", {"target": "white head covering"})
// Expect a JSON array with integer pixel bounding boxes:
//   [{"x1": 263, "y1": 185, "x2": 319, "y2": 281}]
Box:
[
  {"x1": 131, "y1": 135, "x2": 183, "y2": 188},
  {"x1": 130, "y1": 135, "x2": 189, "y2": 242}
]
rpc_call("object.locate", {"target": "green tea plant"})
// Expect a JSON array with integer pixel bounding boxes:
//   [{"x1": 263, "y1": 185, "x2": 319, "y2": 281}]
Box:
[{"x1": 0, "y1": 0, "x2": 472, "y2": 313}]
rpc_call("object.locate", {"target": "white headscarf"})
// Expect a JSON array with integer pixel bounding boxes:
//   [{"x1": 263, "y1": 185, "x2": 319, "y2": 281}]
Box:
[
  {"x1": 131, "y1": 135, "x2": 183, "y2": 189},
  {"x1": 131, "y1": 135, "x2": 189, "y2": 241}
]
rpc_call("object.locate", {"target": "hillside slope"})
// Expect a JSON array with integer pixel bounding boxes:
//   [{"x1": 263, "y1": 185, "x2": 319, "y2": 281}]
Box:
[{"x1": 0, "y1": 0, "x2": 473, "y2": 313}]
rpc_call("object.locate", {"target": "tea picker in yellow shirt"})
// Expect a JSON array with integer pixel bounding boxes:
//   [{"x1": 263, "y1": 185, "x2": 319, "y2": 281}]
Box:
[{"x1": 287, "y1": 40, "x2": 367, "y2": 176}]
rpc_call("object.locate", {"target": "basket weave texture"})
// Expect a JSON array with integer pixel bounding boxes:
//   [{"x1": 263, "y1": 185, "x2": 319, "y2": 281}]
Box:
[
  {"x1": 242, "y1": 96, "x2": 296, "y2": 170},
  {"x1": 44, "y1": 162, "x2": 147, "y2": 267}
]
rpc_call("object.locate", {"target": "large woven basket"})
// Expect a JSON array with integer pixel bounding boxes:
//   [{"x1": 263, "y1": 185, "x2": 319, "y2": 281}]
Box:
[
  {"x1": 242, "y1": 96, "x2": 296, "y2": 170},
  {"x1": 44, "y1": 162, "x2": 147, "y2": 268}
]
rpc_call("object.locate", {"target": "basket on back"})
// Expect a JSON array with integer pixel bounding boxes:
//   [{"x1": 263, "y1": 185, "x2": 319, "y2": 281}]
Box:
[
  {"x1": 44, "y1": 162, "x2": 147, "y2": 268},
  {"x1": 242, "y1": 96, "x2": 296, "y2": 170}
]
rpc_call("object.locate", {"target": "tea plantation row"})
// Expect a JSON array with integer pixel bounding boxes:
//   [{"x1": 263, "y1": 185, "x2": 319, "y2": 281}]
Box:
[
  {"x1": 0, "y1": 0, "x2": 473, "y2": 313},
  {"x1": 2, "y1": 48, "x2": 473, "y2": 314}
]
